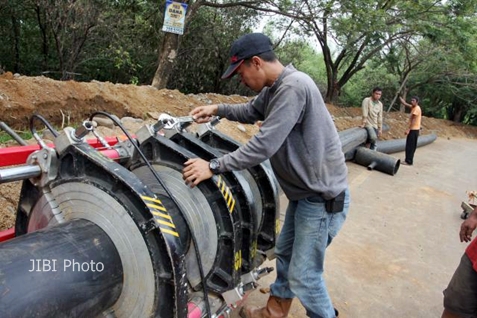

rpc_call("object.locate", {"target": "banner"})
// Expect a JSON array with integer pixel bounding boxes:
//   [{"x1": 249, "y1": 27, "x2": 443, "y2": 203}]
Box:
[{"x1": 162, "y1": 1, "x2": 188, "y2": 35}]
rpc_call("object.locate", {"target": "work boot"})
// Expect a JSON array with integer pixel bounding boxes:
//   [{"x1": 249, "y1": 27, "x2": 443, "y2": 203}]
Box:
[{"x1": 240, "y1": 295, "x2": 293, "y2": 318}]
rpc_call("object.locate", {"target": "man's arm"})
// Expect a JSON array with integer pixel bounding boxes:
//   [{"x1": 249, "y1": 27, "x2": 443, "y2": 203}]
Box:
[
  {"x1": 219, "y1": 83, "x2": 305, "y2": 172},
  {"x1": 190, "y1": 96, "x2": 263, "y2": 125},
  {"x1": 460, "y1": 206, "x2": 477, "y2": 242},
  {"x1": 217, "y1": 102, "x2": 263, "y2": 124},
  {"x1": 183, "y1": 83, "x2": 305, "y2": 187},
  {"x1": 399, "y1": 96, "x2": 411, "y2": 108}
]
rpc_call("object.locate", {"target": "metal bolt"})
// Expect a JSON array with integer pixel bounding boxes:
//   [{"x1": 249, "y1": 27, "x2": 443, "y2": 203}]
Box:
[{"x1": 43, "y1": 153, "x2": 48, "y2": 159}]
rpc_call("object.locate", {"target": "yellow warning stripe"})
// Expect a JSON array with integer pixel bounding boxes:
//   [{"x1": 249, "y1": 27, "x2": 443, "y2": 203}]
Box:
[
  {"x1": 141, "y1": 196, "x2": 163, "y2": 205},
  {"x1": 159, "y1": 227, "x2": 179, "y2": 237},
  {"x1": 234, "y1": 250, "x2": 242, "y2": 271},
  {"x1": 146, "y1": 203, "x2": 167, "y2": 212},
  {"x1": 251, "y1": 241, "x2": 257, "y2": 258},
  {"x1": 151, "y1": 210, "x2": 172, "y2": 220},
  {"x1": 156, "y1": 219, "x2": 176, "y2": 228},
  {"x1": 141, "y1": 195, "x2": 179, "y2": 237},
  {"x1": 215, "y1": 176, "x2": 236, "y2": 214}
]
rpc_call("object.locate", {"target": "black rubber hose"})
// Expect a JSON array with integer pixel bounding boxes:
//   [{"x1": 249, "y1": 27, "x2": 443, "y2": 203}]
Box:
[{"x1": 29, "y1": 114, "x2": 59, "y2": 138}]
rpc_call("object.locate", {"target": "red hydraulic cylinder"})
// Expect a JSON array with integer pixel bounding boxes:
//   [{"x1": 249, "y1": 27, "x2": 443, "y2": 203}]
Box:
[{"x1": 0, "y1": 137, "x2": 119, "y2": 167}]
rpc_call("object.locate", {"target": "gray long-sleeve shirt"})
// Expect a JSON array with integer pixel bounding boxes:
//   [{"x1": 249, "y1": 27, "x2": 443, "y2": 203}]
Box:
[{"x1": 216, "y1": 65, "x2": 348, "y2": 200}]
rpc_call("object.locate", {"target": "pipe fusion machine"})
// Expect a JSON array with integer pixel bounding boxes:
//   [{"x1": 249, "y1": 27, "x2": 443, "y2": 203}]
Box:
[{"x1": 0, "y1": 113, "x2": 281, "y2": 318}]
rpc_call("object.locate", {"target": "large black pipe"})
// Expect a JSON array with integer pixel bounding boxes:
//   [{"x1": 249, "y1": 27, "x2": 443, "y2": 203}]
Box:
[
  {"x1": 376, "y1": 133, "x2": 437, "y2": 154},
  {"x1": 0, "y1": 219, "x2": 123, "y2": 318},
  {"x1": 339, "y1": 124, "x2": 391, "y2": 161},
  {"x1": 354, "y1": 147, "x2": 401, "y2": 176},
  {"x1": 339, "y1": 127, "x2": 367, "y2": 158}
]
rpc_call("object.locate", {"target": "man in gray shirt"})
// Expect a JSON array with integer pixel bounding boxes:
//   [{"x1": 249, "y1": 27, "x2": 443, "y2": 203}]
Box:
[
  {"x1": 360, "y1": 87, "x2": 383, "y2": 151},
  {"x1": 182, "y1": 33, "x2": 349, "y2": 318}
]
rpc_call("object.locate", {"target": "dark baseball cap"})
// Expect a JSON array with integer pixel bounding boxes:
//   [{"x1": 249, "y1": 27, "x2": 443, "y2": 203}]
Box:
[{"x1": 221, "y1": 33, "x2": 274, "y2": 79}]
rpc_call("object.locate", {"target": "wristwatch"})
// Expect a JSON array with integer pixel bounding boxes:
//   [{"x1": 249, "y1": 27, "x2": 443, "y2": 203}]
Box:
[{"x1": 209, "y1": 159, "x2": 221, "y2": 175}]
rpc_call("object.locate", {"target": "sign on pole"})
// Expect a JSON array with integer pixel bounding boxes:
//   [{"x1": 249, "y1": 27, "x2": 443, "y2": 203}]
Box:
[{"x1": 162, "y1": 1, "x2": 188, "y2": 35}]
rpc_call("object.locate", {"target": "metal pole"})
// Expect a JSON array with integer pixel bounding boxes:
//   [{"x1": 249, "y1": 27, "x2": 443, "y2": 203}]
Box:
[
  {"x1": 0, "y1": 121, "x2": 28, "y2": 146},
  {"x1": 0, "y1": 165, "x2": 42, "y2": 183}
]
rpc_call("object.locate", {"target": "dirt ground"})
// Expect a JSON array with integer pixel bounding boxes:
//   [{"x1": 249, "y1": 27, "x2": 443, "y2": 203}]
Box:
[{"x1": 1, "y1": 71, "x2": 477, "y2": 231}]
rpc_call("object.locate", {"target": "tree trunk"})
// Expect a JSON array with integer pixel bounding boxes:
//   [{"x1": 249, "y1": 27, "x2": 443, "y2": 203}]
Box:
[
  {"x1": 35, "y1": 6, "x2": 50, "y2": 71},
  {"x1": 399, "y1": 91, "x2": 407, "y2": 113},
  {"x1": 151, "y1": 33, "x2": 180, "y2": 89},
  {"x1": 451, "y1": 102, "x2": 464, "y2": 123},
  {"x1": 324, "y1": 72, "x2": 340, "y2": 103},
  {"x1": 387, "y1": 75, "x2": 410, "y2": 113},
  {"x1": 11, "y1": 15, "x2": 20, "y2": 73}
]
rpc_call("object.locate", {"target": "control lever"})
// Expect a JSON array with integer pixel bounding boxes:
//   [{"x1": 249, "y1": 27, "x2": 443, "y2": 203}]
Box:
[
  {"x1": 174, "y1": 116, "x2": 195, "y2": 130},
  {"x1": 157, "y1": 114, "x2": 195, "y2": 132}
]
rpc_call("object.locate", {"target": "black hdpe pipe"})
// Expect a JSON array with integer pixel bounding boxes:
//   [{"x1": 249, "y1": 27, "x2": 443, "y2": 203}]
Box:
[
  {"x1": 0, "y1": 219, "x2": 123, "y2": 318},
  {"x1": 354, "y1": 147, "x2": 401, "y2": 176},
  {"x1": 339, "y1": 127, "x2": 436, "y2": 175},
  {"x1": 338, "y1": 127, "x2": 400, "y2": 175},
  {"x1": 339, "y1": 124, "x2": 391, "y2": 161},
  {"x1": 339, "y1": 127, "x2": 367, "y2": 159},
  {"x1": 375, "y1": 133, "x2": 437, "y2": 154}
]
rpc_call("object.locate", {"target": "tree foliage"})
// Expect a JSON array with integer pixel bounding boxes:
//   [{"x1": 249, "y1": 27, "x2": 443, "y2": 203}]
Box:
[
  {"x1": 166, "y1": 5, "x2": 259, "y2": 95},
  {"x1": 1, "y1": 0, "x2": 477, "y2": 125}
]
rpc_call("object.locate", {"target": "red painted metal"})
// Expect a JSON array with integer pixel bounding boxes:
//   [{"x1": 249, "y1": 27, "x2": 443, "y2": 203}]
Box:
[
  {"x1": 0, "y1": 228, "x2": 15, "y2": 242},
  {"x1": 0, "y1": 137, "x2": 119, "y2": 167},
  {"x1": 0, "y1": 136, "x2": 121, "y2": 242}
]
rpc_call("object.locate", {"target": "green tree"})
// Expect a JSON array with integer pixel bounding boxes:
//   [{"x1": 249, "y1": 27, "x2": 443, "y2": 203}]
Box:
[{"x1": 166, "y1": 6, "x2": 259, "y2": 95}]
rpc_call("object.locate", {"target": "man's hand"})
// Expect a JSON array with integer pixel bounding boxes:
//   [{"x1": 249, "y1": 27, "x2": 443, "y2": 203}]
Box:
[
  {"x1": 182, "y1": 158, "x2": 213, "y2": 188},
  {"x1": 378, "y1": 128, "x2": 382, "y2": 137},
  {"x1": 190, "y1": 105, "x2": 219, "y2": 124},
  {"x1": 460, "y1": 209, "x2": 477, "y2": 242},
  {"x1": 405, "y1": 129, "x2": 410, "y2": 135}
]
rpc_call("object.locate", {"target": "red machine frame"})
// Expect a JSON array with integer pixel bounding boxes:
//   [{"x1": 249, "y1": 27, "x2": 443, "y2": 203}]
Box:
[{"x1": 0, "y1": 137, "x2": 119, "y2": 242}]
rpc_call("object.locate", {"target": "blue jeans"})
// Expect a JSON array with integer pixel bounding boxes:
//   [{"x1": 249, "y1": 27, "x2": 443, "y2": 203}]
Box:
[{"x1": 270, "y1": 189, "x2": 350, "y2": 318}]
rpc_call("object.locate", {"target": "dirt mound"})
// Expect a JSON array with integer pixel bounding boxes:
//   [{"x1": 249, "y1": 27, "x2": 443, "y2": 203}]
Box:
[
  {"x1": 1, "y1": 72, "x2": 477, "y2": 230},
  {"x1": 2, "y1": 71, "x2": 477, "y2": 141}
]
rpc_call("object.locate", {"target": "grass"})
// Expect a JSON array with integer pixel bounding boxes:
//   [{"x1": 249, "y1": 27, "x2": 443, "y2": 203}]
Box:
[{"x1": 0, "y1": 131, "x2": 33, "y2": 144}]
